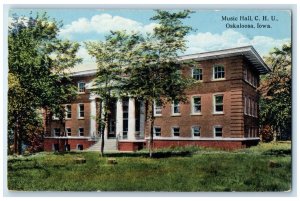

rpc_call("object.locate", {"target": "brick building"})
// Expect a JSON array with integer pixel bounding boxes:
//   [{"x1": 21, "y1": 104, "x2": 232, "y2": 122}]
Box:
[{"x1": 43, "y1": 46, "x2": 270, "y2": 152}]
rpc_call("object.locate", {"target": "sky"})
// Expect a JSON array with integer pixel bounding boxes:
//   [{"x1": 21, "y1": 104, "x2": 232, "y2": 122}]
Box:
[{"x1": 9, "y1": 8, "x2": 291, "y2": 70}]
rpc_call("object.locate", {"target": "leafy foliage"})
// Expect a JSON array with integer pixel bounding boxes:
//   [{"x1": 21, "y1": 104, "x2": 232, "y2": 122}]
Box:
[
  {"x1": 259, "y1": 43, "x2": 291, "y2": 140},
  {"x1": 85, "y1": 31, "x2": 143, "y2": 156},
  {"x1": 123, "y1": 10, "x2": 195, "y2": 156},
  {"x1": 8, "y1": 13, "x2": 82, "y2": 154}
]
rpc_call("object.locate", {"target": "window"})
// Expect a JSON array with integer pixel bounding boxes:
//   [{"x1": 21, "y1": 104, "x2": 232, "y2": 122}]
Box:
[
  {"x1": 78, "y1": 104, "x2": 84, "y2": 118},
  {"x1": 52, "y1": 113, "x2": 59, "y2": 120},
  {"x1": 247, "y1": 97, "x2": 251, "y2": 115},
  {"x1": 65, "y1": 144, "x2": 70, "y2": 151},
  {"x1": 78, "y1": 128, "x2": 84, "y2": 136},
  {"x1": 172, "y1": 127, "x2": 180, "y2": 137},
  {"x1": 214, "y1": 126, "x2": 223, "y2": 138},
  {"x1": 192, "y1": 126, "x2": 201, "y2": 137},
  {"x1": 78, "y1": 82, "x2": 85, "y2": 93},
  {"x1": 66, "y1": 128, "x2": 71, "y2": 136},
  {"x1": 255, "y1": 102, "x2": 258, "y2": 117},
  {"x1": 244, "y1": 97, "x2": 247, "y2": 115},
  {"x1": 192, "y1": 96, "x2": 201, "y2": 114},
  {"x1": 54, "y1": 128, "x2": 60, "y2": 136},
  {"x1": 65, "y1": 104, "x2": 71, "y2": 119},
  {"x1": 213, "y1": 65, "x2": 225, "y2": 80},
  {"x1": 192, "y1": 68, "x2": 202, "y2": 81},
  {"x1": 154, "y1": 100, "x2": 162, "y2": 116},
  {"x1": 77, "y1": 144, "x2": 83, "y2": 150},
  {"x1": 172, "y1": 100, "x2": 180, "y2": 115},
  {"x1": 153, "y1": 127, "x2": 161, "y2": 137},
  {"x1": 53, "y1": 144, "x2": 59, "y2": 152},
  {"x1": 214, "y1": 94, "x2": 224, "y2": 113}
]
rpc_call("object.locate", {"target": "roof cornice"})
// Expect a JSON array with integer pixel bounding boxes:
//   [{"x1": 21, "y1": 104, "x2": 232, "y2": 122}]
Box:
[
  {"x1": 179, "y1": 46, "x2": 270, "y2": 74},
  {"x1": 70, "y1": 46, "x2": 270, "y2": 76}
]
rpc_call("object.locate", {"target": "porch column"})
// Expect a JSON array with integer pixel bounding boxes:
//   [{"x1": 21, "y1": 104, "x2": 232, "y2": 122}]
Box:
[
  {"x1": 128, "y1": 98, "x2": 136, "y2": 140},
  {"x1": 89, "y1": 96, "x2": 97, "y2": 137},
  {"x1": 139, "y1": 101, "x2": 145, "y2": 138},
  {"x1": 116, "y1": 99, "x2": 123, "y2": 139}
]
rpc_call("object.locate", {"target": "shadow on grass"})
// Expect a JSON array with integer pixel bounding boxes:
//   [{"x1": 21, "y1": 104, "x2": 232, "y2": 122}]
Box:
[
  {"x1": 262, "y1": 149, "x2": 291, "y2": 156},
  {"x1": 104, "y1": 151, "x2": 193, "y2": 158}
]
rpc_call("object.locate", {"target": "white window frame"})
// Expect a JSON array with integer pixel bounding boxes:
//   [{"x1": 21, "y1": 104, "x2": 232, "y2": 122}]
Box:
[
  {"x1": 192, "y1": 126, "x2": 201, "y2": 137},
  {"x1": 214, "y1": 126, "x2": 223, "y2": 138},
  {"x1": 153, "y1": 100, "x2": 162, "y2": 117},
  {"x1": 78, "y1": 103, "x2": 84, "y2": 119},
  {"x1": 172, "y1": 127, "x2": 180, "y2": 137},
  {"x1": 213, "y1": 94, "x2": 224, "y2": 114},
  {"x1": 66, "y1": 128, "x2": 72, "y2": 136},
  {"x1": 213, "y1": 65, "x2": 225, "y2": 80},
  {"x1": 153, "y1": 127, "x2": 161, "y2": 137},
  {"x1": 52, "y1": 113, "x2": 59, "y2": 120},
  {"x1": 53, "y1": 128, "x2": 60, "y2": 136},
  {"x1": 78, "y1": 127, "x2": 84, "y2": 136},
  {"x1": 78, "y1": 82, "x2": 86, "y2": 93},
  {"x1": 192, "y1": 68, "x2": 203, "y2": 81},
  {"x1": 191, "y1": 96, "x2": 201, "y2": 115},
  {"x1": 171, "y1": 100, "x2": 181, "y2": 116},
  {"x1": 65, "y1": 104, "x2": 72, "y2": 119}
]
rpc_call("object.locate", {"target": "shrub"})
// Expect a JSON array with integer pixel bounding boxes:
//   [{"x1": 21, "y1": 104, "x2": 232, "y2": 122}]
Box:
[{"x1": 260, "y1": 125, "x2": 274, "y2": 142}]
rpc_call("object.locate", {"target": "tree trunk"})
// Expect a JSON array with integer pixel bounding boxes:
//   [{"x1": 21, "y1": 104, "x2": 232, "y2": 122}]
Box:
[
  {"x1": 100, "y1": 102, "x2": 108, "y2": 157},
  {"x1": 149, "y1": 117, "x2": 154, "y2": 158},
  {"x1": 148, "y1": 100, "x2": 154, "y2": 158},
  {"x1": 14, "y1": 117, "x2": 18, "y2": 155}
]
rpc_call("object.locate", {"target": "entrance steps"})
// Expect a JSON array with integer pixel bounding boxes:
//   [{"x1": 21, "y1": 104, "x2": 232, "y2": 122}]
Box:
[{"x1": 87, "y1": 138, "x2": 118, "y2": 152}]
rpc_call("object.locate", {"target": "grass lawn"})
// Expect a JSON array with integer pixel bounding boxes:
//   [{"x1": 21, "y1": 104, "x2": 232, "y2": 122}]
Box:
[{"x1": 7, "y1": 141, "x2": 292, "y2": 192}]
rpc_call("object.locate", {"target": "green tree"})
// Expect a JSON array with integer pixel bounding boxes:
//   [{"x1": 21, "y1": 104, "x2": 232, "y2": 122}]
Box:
[
  {"x1": 124, "y1": 10, "x2": 194, "y2": 157},
  {"x1": 8, "y1": 13, "x2": 82, "y2": 154},
  {"x1": 85, "y1": 31, "x2": 142, "y2": 156},
  {"x1": 260, "y1": 42, "x2": 291, "y2": 141}
]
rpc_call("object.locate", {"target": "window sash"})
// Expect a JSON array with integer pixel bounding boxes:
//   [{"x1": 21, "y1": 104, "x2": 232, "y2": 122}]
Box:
[
  {"x1": 78, "y1": 104, "x2": 84, "y2": 118},
  {"x1": 193, "y1": 97, "x2": 201, "y2": 113},
  {"x1": 66, "y1": 128, "x2": 71, "y2": 136},
  {"x1": 214, "y1": 66, "x2": 225, "y2": 79},
  {"x1": 78, "y1": 82, "x2": 85, "y2": 93},
  {"x1": 192, "y1": 68, "x2": 202, "y2": 80},
  {"x1": 66, "y1": 105, "x2": 72, "y2": 118},
  {"x1": 54, "y1": 128, "x2": 60, "y2": 136},
  {"x1": 172, "y1": 127, "x2": 180, "y2": 136},
  {"x1": 154, "y1": 101, "x2": 162, "y2": 115},
  {"x1": 154, "y1": 127, "x2": 161, "y2": 136},
  {"x1": 192, "y1": 127, "x2": 201, "y2": 137},
  {"x1": 78, "y1": 128, "x2": 84, "y2": 136},
  {"x1": 173, "y1": 101, "x2": 180, "y2": 114},
  {"x1": 214, "y1": 95, "x2": 223, "y2": 112},
  {"x1": 215, "y1": 127, "x2": 223, "y2": 137}
]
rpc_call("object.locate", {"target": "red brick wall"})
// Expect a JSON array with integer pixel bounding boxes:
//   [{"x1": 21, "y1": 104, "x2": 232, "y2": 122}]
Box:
[
  {"x1": 44, "y1": 138, "x2": 95, "y2": 151},
  {"x1": 145, "y1": 56, "x2": 248, "y2": 139},
  {"x1": 242, "y1": 58, "x2": 260, "y2": 138},
  {"x1": 46, "y1": 75, "x2": 95, "y2": 138},
  {"x1": 118, "y1": 141, "x2": 144, "y2": 152}
]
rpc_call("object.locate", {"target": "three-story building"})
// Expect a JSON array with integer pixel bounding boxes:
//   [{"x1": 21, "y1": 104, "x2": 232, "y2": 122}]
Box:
[{"x1": 43, "y1": 46, "x2": 270, "y2": 152}]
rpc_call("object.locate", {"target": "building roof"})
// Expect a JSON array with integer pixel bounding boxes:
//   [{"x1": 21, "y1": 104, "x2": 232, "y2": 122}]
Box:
[
  {"x1": 179, "y1": 46, "x2": 271, "y2": 74},
  {"x1": 70, "y1": 46, "x2": 270, "y2": 77}
]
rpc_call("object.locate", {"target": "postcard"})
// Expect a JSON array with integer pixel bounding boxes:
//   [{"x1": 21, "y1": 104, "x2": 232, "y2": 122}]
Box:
[{"x1": 5, "y1": 7, "x2": 292, "y2": 193}]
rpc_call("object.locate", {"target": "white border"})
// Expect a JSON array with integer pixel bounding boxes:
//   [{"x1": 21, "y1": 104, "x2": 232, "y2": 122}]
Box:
[{"x1": 1, "y1": 2, "x2": 298, "y2": 200}]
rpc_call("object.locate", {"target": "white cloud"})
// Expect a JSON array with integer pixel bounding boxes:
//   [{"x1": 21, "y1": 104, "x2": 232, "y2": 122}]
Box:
[
  {"x1": 60, "y1": 14, "x2": 158, "y2": 38},
  {"x1": 77, "y1": 44, "x2": 95, "y2": 63},
  {"x1": 185, "y1": 29, "x2": 290, "y2": 57}
]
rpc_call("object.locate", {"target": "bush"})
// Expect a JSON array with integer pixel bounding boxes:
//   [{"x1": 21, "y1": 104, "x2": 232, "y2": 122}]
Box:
[{"x1": 260, "y1": 125, "x2": 274, "y2": 142}]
